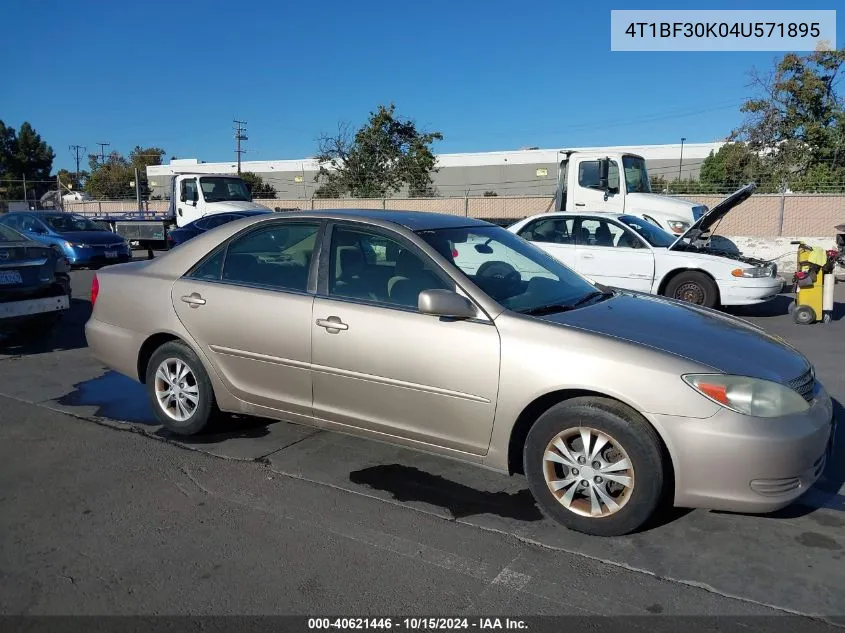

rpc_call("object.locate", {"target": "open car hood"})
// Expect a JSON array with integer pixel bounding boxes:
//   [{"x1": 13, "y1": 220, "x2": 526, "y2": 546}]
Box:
[{"x1": 668, "y1": 183, "x2": 756, "y2": 251}]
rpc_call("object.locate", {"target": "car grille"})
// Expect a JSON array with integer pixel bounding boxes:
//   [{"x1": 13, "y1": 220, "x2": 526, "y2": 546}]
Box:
[{"x1": 787, "y1": 368, "x2": 815, "y2": 402}]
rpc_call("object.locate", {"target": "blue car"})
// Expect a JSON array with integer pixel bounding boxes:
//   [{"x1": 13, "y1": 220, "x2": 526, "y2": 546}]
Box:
[
  {"x1": 166, "y1": 210, "x2": 272, "y2": 248},
  {"x1": 0, "y1": 211, "x2": 132, "y2": 268}
]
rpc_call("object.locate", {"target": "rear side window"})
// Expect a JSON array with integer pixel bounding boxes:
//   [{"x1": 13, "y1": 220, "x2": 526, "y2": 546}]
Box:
[
  {"x1": 220, "y1": 222, "x2": 319, "y2": 292},
  {"x1": 188, "y1": 249, "x2": 225, "y2": 280}
]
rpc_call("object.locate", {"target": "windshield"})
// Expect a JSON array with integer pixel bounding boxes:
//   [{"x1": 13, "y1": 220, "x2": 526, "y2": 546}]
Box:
[
  {"x1": 200, "y1": 177, "x2": 251, "y2": 202},
  {"x1": 618, "y1": 215, "x2": 676, "y2": 247},
  {"x1": 42, "y1": 215, "x2": 103, "y2": 232},
  {"x1": 0, "y1": 224, "x2": 27, "y2": 242},
  {"x1": 417, "y1": 225, "x2": 602, "y2": 314},
  {"x1": 623, "y1": 155, "x2": 651, "y2": 194}
]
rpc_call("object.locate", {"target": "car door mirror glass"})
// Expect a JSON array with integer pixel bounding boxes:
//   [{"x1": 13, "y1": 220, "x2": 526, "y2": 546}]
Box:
[
  {"x1": 474, "y1": 244, "x2": 494, "y2": 254},
  {"x1": 418, "y1": 289, "x2": 477, "y2": 319}
]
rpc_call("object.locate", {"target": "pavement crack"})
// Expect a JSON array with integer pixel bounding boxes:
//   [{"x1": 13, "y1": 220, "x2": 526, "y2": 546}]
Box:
[
  {"x1": 254, "y1": 429, "x2": 324, "y2": 463},
  {"x1": 180, "y1": 465, "x2": 212, "y2": 496}
]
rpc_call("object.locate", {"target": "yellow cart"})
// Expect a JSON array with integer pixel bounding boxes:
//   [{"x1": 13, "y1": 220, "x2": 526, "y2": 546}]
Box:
[{"x1": 789, "y1": 242, "x2": 836, "y2": 325}]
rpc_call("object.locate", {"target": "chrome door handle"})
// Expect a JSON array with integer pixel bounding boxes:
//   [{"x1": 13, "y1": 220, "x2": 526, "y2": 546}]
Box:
[
  {"x1": 181, "y1": 293, "x2": 206, "y2": 307},
  {"x1": 316, "y1": 317, "x2": 348, "y2": 332},
  {"x1": 581, "y1": 253, "x2": 594, "y2": 259},
  {"x1": 574, "y1": 203, "x2": 586, "y2": 207}
]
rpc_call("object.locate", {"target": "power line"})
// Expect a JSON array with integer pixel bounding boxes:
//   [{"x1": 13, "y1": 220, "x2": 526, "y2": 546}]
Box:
[{"x1": 233, "y1": 119, "x2": 248, "y2": 174}]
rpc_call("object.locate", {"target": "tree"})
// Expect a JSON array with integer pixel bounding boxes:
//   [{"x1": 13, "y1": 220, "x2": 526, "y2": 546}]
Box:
[
  {"x1": 314, "y1": 103, "x2": 443, "y2": 198},
  {"x1": 240, "y1": 172, "x2": 277, "y2": 199},
  {"x1": 85, "y1": 151, "x2": 134, "y2": 199},
  {"x1": 699, "y1": 143, "x2": 767, "y2": 191},
  {"x1": 731, "y1": 49, "x2": 845, "y2": 189},
  {"x1": 56, "y1": 168, "x2": 86, "y2": 192},
  {"x1": 0, "y1": 120, "x2": 55, "y2": 201}
]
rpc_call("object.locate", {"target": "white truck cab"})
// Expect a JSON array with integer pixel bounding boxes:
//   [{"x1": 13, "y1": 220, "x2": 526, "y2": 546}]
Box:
[
  {"x1": 170, "y1": 173, "x2": 272, "y2": 227},
  {"x1": 555, "y1": 150, "x2": 708, "y2": 235}
]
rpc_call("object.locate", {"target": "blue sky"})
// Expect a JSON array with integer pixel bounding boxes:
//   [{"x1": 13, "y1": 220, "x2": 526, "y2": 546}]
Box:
[{"x1": 1, "y1": 0, "x2": 841, "y2": 172}]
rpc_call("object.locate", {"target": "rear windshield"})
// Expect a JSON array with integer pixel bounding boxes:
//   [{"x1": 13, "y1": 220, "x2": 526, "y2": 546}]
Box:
[{"x1": 0, "y1": 224, "x2": 27, "y2": 242}]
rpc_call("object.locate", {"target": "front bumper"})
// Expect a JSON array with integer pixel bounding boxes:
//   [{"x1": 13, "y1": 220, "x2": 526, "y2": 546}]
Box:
[
  {"x1": 719, "y1": 276, "x2": 784, "y2": 306},
  {"x1": 653, "y1": 383, "x2": 835, "y2": 513}
]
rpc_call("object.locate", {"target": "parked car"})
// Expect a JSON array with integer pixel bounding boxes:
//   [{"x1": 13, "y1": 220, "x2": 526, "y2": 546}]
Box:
[
  {"x1": 84, "y1": 209, "x2": 835, "y2": 537},
  {"x1": 505, "y1": 184, "x2": 783, "y2": 308},
  {"x1": 0, "y1": 223, "x2": 71, "y2": 335},
  {"x1": 0, "y1": 211, "x2": 131, "y2": 269},
  {"x1": 166, "y1": 210, "x2": 272, "y2": 248}
]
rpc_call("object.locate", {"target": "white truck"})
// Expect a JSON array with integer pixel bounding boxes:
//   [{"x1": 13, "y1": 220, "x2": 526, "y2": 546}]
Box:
[
  {"x1": 553, "y1": 150, "x2": 709, "y2": 235},
  {"x1": 80, "y1": 171, "x2": 279, "y2": 252}
]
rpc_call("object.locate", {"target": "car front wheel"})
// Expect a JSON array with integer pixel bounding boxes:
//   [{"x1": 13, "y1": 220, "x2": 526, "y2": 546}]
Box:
[
  {"x1": 145, "y1": 340, "x2": 218, "y2": 435},
  {"x1": 523, "y1": 397, "x2": 666, "y2": 537},
  {"x1": 664, "y1": 271, "x2": 719, "y2": 308}
]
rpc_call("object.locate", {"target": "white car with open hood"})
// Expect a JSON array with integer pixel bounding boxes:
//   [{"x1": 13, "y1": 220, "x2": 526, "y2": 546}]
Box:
[{"x1": 497, "y1": 184, "x2": 783, "y2": 308}]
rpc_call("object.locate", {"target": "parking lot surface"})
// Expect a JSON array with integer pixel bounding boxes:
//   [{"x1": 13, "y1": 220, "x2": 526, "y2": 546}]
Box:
[{"x1": 1, "y1": 258, "x2": 844, "y2": 622}]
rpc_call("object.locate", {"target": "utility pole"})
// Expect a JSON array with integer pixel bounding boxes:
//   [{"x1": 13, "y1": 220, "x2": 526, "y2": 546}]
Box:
[
  {"x1": 678, "y1": 137, "x2": 686, "y2": 182},
  {"x1": 134, "y1": 167, "x2": 142, "y2": 211},
  {"x1": 233, "y1": 119, "x2": 248, "y2": 174},
  {"x1": 69, "y1": 144, "x2": 86, "y2": 185},
  {"x1": 96, "y1": 141, "x2": 110, "y2": 165}
]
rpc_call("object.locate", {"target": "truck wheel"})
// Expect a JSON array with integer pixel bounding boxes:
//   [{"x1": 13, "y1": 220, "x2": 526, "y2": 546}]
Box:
[
  {"x1": 523, "y1": 397, "x2": 666, "y2": 537},
  {"x1": 145, "y1": 340, "x2": 219, "y2": 435},
  {"x1": 793, "y1": 305, "x2": 816, "y2": 325},
  {"x1": 664, "y1": 271, "x2": 719, "y2": 308}
]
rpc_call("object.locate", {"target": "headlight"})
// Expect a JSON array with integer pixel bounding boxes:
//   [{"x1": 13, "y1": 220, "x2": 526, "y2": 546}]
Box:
[
  {"x1": 64, "y1": 241, "x2": 90, "y2": 248},
  {"x1": 683, "y1": 374, "x2": 810, "y2": 417},
  {"x1": 731, "y1": 266, "x2": 773, "y2": 278},
  {"x1": 667, "y1": 220, "x2": 690, "y2": 234}
]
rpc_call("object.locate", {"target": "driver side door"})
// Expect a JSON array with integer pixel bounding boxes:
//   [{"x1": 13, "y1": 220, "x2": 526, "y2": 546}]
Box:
[{"x1": 310, "y1": 222, "x2": 501, "y2": 455}]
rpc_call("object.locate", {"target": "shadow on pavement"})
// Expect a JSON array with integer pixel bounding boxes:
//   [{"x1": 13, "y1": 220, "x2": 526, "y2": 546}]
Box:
[
  {"x1": 0, "y1": 299, "x2": 92, "y2": 356},
  {"x1": 156, "y1": 414, "x2": 272, "y2": 444},
  {"x1": 349, "y1": 464, "x2": 544, "y2": 522}
]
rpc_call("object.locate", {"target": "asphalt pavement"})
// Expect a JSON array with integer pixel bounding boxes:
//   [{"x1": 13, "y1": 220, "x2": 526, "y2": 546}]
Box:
[{"x1": 1, "y1": 256, "x2": 844, "y2": 625}]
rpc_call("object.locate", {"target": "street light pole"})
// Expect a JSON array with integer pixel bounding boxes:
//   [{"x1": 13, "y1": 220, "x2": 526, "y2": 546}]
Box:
[{"x1": 678, "y1": 137, "x2": 686, "y2": 182}]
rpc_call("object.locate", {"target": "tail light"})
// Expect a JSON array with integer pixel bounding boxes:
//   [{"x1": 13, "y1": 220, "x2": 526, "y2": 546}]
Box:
[
  {"x1": 451, "y1": 248, "x2": 459, "y2": 258},
  {"x1": 90, "y1": 274, "x2": 99, "y2": 307}
]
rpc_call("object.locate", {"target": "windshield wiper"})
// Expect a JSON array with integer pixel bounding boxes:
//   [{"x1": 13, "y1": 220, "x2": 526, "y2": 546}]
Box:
[{"x1": 519, "y1": 290, "x2": 614, "y2": 316}]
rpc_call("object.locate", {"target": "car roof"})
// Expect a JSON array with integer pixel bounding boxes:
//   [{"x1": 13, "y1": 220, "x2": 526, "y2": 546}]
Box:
[
  {"x1": 266, "y1": 208, "x2": 493, "y2": 231},
  {"x1": 522, "y1": 212, "x2": 628, "y2": 221}
]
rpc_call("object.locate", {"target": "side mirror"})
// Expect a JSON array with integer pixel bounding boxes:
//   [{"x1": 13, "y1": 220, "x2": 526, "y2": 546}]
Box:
[
  {"x1": 418, "y1": 289, "x2": 477, "y2": 319},
  {"x1": 598, "y1": 158, "x2": 610, "y2": 191},
  {"x1": 192, "y1": 190, "x2": 199, "y2": 204}
]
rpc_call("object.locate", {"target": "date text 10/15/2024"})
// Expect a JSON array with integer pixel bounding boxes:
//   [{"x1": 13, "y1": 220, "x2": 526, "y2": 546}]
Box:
[{"x1": 308, "y1": 618, "x2": 528, "y2": 630}]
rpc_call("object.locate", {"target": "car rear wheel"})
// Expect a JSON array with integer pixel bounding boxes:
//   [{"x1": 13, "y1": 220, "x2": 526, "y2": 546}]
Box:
[
  {"x1": 664, "y1": 271, "x2": 719, "y2": 308},
  {"x1": 523, "y1": 397, "x2": 666, "y2": 537},
  {"x1": 145, "y1": 340, "x2": 218, "y2": 435}
]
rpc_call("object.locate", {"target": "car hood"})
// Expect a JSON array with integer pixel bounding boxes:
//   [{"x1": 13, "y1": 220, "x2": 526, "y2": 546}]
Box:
[
  {"x1": 669, "y1": 184, "x2": 756, "y2": 251},
  {"x1": 58, "y1": 230, "x2": 123, "y2": 245},
  {"x1": 538, "y1": 291, "x2": 809, "y2": 384},
  {"x1": 205, "y1": 201, "x2": 272, "y2": 212}
]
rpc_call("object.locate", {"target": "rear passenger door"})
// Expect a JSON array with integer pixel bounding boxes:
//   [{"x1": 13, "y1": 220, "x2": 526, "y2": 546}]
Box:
[
  {"x1": 310, "y1": 222, "x2": 501, "y2": 455},
  {"x1": 170, "y1": 220, "x2": 321, "y2": 417},
  {"x1": 515, "y1": 216, "x2": 577, "y2": 269}
]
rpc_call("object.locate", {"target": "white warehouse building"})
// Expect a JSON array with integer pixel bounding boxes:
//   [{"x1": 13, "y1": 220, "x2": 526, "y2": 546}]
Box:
[{"x1": 146, "y1": 141, "x2": 725, "y2": 200}]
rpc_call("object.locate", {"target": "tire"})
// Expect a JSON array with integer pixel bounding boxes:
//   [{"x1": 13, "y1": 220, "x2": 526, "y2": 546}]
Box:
[
  {"x1": 523, "y1": 396, "x2": 666, "y2": 537},
  {"x1": 145, "y1": 340, "x2": 218, "y2": 435},
  {"x1": 793, "y1": 304, "x2": 816, "y2": 325},
  {"x1": 664, "y1": 271, "x2": 719, "y2": 308}
]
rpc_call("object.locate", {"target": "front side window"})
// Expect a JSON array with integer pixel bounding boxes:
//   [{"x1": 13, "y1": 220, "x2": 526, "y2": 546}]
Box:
[
  {"x1": 19, "y1": 215, "x2": 46, "y2": 233},
  {"x1": 418, "y1": 225, "x2": 599, "y2": 314},
  {"x1": 42, "y1": 215, "x2": 102, "y2": 232},
  {"x1": 577, "y1": 219, "x2": 641, "y2": 248},
  {"x1": 180, "y1": 179, "x2": 198, "y2": 202},
  {"x1": 328, "y1": 226, "x2": 453, "y2": 309},
  {"x1": 201, "y1": 214, "x2": 236, "y2": 230},
  {"x1": 200, "y1": 177, "x2": 251, "y2": 203},
  {"x1": 219, "y1": 222, "x2": 319, "y2": 291},
  {"x1": 578, "y1": 160, "x2": 620, "y2": 192}
]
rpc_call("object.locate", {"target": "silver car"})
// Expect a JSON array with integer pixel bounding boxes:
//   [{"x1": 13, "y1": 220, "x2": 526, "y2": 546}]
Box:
[{"x1": 85, "y1": 210, "x2": 836, "y2": 536}]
